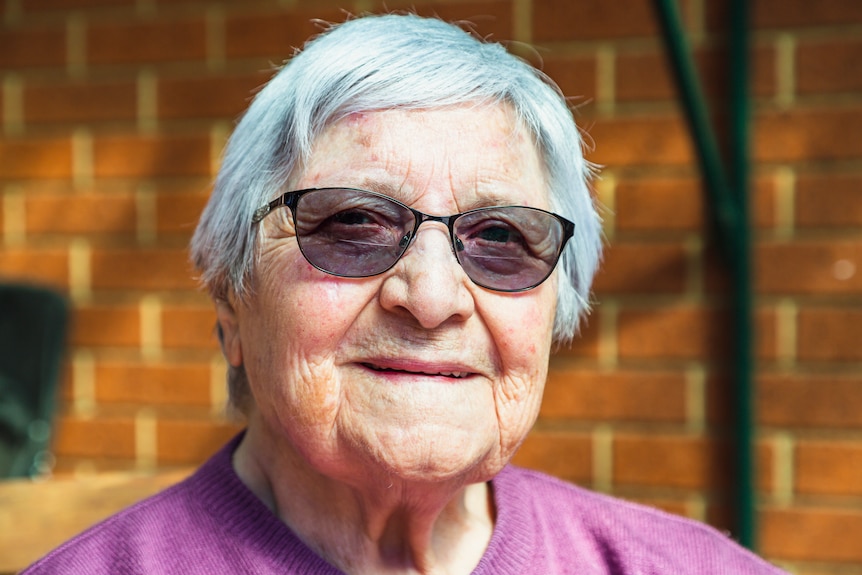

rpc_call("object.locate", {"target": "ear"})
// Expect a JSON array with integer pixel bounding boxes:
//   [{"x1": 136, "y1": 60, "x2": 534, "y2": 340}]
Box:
[{"x1": 215, "y1": 298, "x2": 243, "y2": 367}]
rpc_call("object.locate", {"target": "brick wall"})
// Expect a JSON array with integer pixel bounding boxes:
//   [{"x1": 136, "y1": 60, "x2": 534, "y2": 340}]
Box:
[{"x1": 1, "y1": 0, "x2": 860, "y2": 572}]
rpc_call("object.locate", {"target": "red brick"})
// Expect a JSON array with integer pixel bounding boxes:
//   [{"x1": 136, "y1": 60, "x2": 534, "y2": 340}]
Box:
[
  {"x1": 52, "y1": 416, "x2": 136, "y2": 459},
  {"x1": 617, "y1": 305, "x2": 729, "y2": 360},
  {"x1": 761, "y1": 508, "x2": 862, "y2": 563},
  {"x1": 155, "y1": 187, "x2": 210, "y2": 235},
  {"x1": 0, "y1": 26, "x2": 66, "y2": 68},
  {"x1": 586, "y1": 115, "x2": 693, "y2": 167},
  {"x1": 158, "y1": 72, "x2": 269, "y2": 120},
  {"x1": 537, "y1": 54, "x2": 596, "y2": 102},
  {"x1": 0, "y1": 248, "x2": 69, "y2": 289},
  {"x1": 797, "y1": 307, "x2": 862, "y2": 362},
  {"x1": 374, "y1": 1, "x2": 515, "y2": 40},
  {"x1": 756, "y1": 241, "x2": 862, "y2": 296},
  {"x1": 224, "y1": 8, "x2": 345, "y2": 59},
  {"x1": 798, "y1": 38, "x2": 862, "y2": 94},
  {"x1": 796, "y1": 174, "x2": 862, "y2": 228},
  {"x1": 553, "y1": 307, "x2": 601, "y2": 359},
  {"x1": 87, "y1": 18, "x2": 206, "y2": 65},
  {"x1": 95, "y1": 361, "x2": 211, "y2": 407},
  {"x1": 706, "y1": 374, "x2": 738, "y2": 427},
  {"x1": 70, "y1": 304, "x2": 140, "y2": 347},
  {"x1": 759, "y1": 442, "x2": 776, "y2": 494},
  {"x1": 0, "y1": 138, "x2": 73, "y2": 180},
  {"x1": 592, "y1": 241, "x2": 688, "y2": 294},
  {"x1": 755, "y1": 108, "x2": 862, "y2": 163},
  {"x1": 796, "y1": 440, "x2": 862, "y2": 497},
  {"x1": 541, "y1": 368, "x2": 687, "y2": 423},
  {"x1": 616, "y1": 45, "x2": 775, "y2": 102},
  {"x1": 90, "y1": 248, "x2": 197, "y2": 291},
  {"x1": 751, "y1": 0, "x2": 862, "y2": 28},
  {"x1": 706, "y1": 322, "x2": 776, "y2": 427},
  {"x1": 615, "y1": 176, "x2": 703, "y2": 231},
  {"x1": 615, "y1": 435, "x2": 774, "y2": 492},
  {"x1": 755, "y1": 306, "x2": 778, "y2": 362},
  {"x1": 758, "y1": 373, "x2": 862, "y2": 429},
  {"x1": 25, "y1": 190, "x2": 137, "y2": 236},
  {"x1": 24, "y1": 79, "x2": 137, "y2": 124},
  {"x1": 156, "y1": 419, "x2": 241, "y2": 464},
  {"x1": 511, "y1": 431, "x2": 592, "y2": 483},
  {"x1": 21, "y1": 0, "x2": 133, "y2": 11},
  {"x1": 626, "y1": 496, "x2": 690, "y2": 519},
  {"x1": 161, "y1": 305, "x2": 218, "y2": 350},
  {"x1": 532, "y1": 0, "x2": 677, "y2": 42},
  {"x1": 752, "y1": 175, "x2": 779, "y2": 229},
  {"x1": 613, "y1": 433, "x2": 728, "y2": 489},
  {"x1": 93, "y1": 134, "x2": 211, "y2": 178},
  {"x1": 615, "y1": 175, "x2": 775, "y2": 232}
]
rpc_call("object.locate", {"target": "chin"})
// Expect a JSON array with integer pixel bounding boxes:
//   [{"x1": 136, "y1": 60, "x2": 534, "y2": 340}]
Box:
[{"x1": 360, "y1": 428, "x2": 501, "y2": 486}]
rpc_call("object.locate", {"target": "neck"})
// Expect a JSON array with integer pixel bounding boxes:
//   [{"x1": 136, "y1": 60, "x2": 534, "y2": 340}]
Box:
[{"x1": 233, "y1": 417, "x2": 495, "y2": 575}]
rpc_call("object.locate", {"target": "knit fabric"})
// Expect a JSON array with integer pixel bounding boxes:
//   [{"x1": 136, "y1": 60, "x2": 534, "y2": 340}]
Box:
[{"x1": 24, "y1": 433, "x2": 788, "y2": 574}]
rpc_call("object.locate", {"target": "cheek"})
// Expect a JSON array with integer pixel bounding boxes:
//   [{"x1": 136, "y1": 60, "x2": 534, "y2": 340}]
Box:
[
  {"x1": 484, "y1": 290, "x2": 556, "y2": 445},
  {"x1": 259, "y1": 246, "x2": 359, "y2": 344},
  {"x1": 496, "y1": 292, "x2": 555, "y2": 370},
  {"x1": 246, "y1": 256, "x2": 373, "y2": 425}
]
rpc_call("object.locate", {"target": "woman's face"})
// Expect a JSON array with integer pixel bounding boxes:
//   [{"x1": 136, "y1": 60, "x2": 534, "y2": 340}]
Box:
[{"x1": 226, "y1": 105, "x2": 557, "y2": 487}]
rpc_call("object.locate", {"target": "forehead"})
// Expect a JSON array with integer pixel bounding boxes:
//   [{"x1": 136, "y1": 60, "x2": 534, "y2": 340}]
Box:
[{"x1": 294, "y1": 104, "x2": 548, "y2": 210}]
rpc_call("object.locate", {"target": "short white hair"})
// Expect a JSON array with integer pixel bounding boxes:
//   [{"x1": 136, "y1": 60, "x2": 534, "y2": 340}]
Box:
[{"x1": 191, "y1": 13, "x2": 603, "y2": 346}]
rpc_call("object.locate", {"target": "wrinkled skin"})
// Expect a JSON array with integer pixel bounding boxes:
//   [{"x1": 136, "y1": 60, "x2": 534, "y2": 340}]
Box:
[{"x1": 217, "y1": 104, "x2": 558, "y2": 574}]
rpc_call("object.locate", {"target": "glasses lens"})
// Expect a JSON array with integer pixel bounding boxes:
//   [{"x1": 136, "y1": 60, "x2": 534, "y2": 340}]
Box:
[
  {"x1": 294, "y1": 189, "x2": 415, "y2": 277},
  {"x1": 453, "y1": 207, "x2": 566, "y2": 291}
]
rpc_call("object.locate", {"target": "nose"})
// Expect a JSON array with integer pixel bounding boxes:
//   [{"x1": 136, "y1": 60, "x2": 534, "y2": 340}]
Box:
[{"x1": 378, "y1": 223, "x2": 475, "y2": 329}]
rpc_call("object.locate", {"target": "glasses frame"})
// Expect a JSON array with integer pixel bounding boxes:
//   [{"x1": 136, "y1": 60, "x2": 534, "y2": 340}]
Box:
[{"x1": 252, "y1": 187, "x2": 575, "y2": 292}]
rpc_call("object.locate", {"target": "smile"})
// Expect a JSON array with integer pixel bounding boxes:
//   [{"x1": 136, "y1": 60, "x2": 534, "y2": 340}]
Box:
[{"x1": 361, "y1": 362, "x2": 471, "y2": 379}]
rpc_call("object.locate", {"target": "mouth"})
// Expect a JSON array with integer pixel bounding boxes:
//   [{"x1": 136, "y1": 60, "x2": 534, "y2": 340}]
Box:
[{"x1": 361, "y1": 362, "x2": 472, "y2": 379}]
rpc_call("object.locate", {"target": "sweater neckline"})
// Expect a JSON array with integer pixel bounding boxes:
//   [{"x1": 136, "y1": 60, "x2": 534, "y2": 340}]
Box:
[{"x1": 188, "y1": 432, "x2": 537, "y2": 574}]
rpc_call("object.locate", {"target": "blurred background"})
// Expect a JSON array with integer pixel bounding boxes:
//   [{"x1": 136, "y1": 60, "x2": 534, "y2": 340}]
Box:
[{"x1": 1, "y1": 0, "x2": 861, "y2": 573}]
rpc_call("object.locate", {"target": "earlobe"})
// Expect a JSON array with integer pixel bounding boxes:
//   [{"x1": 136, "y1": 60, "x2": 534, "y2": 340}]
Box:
[{"x1": 215, "y1": 298, "x2": 243, "y2": 367}]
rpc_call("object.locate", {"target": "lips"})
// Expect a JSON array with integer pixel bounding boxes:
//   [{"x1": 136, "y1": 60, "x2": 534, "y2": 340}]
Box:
[{"x1": 360, "y1": 362, "x2": 471, "y2": 379}]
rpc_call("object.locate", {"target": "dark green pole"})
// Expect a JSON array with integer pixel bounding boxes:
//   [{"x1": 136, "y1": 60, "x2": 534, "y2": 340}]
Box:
[
  {"x1": 727, "y1": 0, "x2": 755, "y2": 550},
  {"x1": 651, "y1": 0, "x2": 756, "y2": 549}
]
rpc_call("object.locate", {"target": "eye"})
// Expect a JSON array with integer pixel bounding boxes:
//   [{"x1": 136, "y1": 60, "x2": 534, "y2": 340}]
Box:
[
  {"x1": 469, "y1": 221, "x2": 527, "y2": 248},
  {"x1": 332, "y1": 210, "x2": 379, "y2": 226},
  {"x1": 475, "y1": 225, "x2": 519, "y2": 243}
]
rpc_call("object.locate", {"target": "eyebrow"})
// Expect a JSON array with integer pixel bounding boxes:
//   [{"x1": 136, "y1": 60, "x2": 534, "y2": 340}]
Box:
[{"x1": 359, "y1": 179, "x2": 403, "y2": 198}]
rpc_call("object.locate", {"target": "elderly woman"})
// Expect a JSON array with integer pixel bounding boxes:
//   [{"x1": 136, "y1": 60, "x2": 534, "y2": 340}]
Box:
[{"x1": 26, "y1": 13, "x2": 786, "y2": 575}]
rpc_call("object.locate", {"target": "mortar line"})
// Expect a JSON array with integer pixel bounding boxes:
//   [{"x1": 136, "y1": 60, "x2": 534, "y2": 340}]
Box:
[
  {"x1": 2, "y1": 185, "x2": 25, "y2": 246},
  {"x1": 135, "y1": 408, "x2": 158, "y2": 471},
  {"x1": 592, "y1": 424, "x2": 613, "y2": 493},
  {"x1": 69, "y1": 238, "x2": 92, "y2": 304},
  {"x1": 775, "y1": 34, "x2": 795, "y2": 109},
  {"x1": 3, "y1": 75, "x2": 23, "y2": 135},
  {"x1": 140, "y1": 295, "x2": 163, "y2": 362},
  {"x1": 72, "y1": 349, "x2": 96, "y2": 417}
]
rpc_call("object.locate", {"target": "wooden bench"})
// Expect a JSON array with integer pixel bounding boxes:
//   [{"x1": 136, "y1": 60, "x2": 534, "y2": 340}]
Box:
[{"x1": 0, "y1": 469, "x2": 191, "y2": 574}]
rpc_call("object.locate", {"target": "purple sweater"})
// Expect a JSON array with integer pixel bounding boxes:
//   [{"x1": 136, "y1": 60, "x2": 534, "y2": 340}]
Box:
[{"x1": 24, "y1": 434, "x2": 787, "y2": 574}]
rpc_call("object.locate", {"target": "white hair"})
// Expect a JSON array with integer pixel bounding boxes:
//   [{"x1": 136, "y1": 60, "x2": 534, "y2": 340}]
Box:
[{"x1": 191, "y1": 13, "x2": 603, "y2": 348}]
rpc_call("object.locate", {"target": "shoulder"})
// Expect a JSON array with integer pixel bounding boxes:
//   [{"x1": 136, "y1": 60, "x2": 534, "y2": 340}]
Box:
[
  {"x1": 22, "y1": 476, "x2": 211, "y2": 574},
  {"x1": 22, "y1": 434, "x2": 260, "y2": 575},
  {"x1": 492, "y1": 466, "x2": 788, "y2": 575}
]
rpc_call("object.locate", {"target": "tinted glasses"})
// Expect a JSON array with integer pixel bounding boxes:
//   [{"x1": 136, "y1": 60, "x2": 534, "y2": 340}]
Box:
[{"x1": 252, "y1": 188, "x2": 575, "y2": 292}]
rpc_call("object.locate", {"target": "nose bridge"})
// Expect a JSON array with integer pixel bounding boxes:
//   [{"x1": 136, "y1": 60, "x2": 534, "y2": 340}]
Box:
[
  {"x1": 409, "y1": 210, "x2": 458, "y2": 256},
  {"x1": 416, "y1": 211, "x2": 455, "y2": 235}
]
